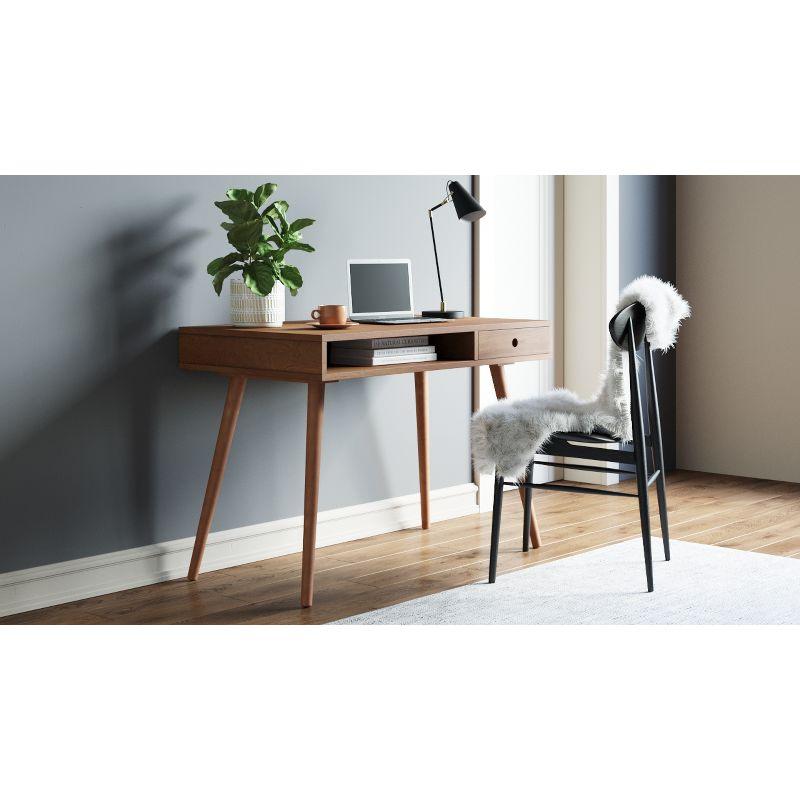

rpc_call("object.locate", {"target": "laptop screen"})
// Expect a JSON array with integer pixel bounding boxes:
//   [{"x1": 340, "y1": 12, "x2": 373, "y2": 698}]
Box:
[{"x1": 349, "y1": 261, "x2": 412, "y2": 316}]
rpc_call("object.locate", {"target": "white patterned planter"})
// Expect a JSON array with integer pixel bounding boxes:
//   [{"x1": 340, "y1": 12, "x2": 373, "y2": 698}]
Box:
[{"x1": 229, "y1": 276, "x2": 285, "y2": 327}]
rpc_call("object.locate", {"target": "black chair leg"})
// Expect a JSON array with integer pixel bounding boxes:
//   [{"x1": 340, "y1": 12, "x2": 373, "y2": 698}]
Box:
[
  {"x1": 628, "y1": 321, "x2": 654, "y2": 592},
  {"x1": 632, "y1": 429, "x2": 654, "y2": 593},
  {"x1": 655, "y1": 471, "x2": 670, "y2": 561},
  {"x1": 635, "y1": 468, "x2": 654, "y2": 592},
  {"x1": 522, "y1": 463, "x2": 532, "y2": 552},
  {"x1": 644, "y1": 341, "x2": 671, "y2": 562},
  {"x1": 489, "y1": 473, "x2": 504, "y2": 583}
]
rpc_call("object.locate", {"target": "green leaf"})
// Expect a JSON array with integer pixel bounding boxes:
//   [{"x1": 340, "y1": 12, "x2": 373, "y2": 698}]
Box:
[
  {"x1": 227, "y1": 219, "x2": 263, "y2": 252},
  {"x1": 211, "y1": 263, "x2": 242, "y2": 295},
  {"x1": 226, "y1": 188, "x2": 253, "y2": 202},
  {"x1": 278, "y1": 264, "x2": 303, "y2": 296},
  {"x1": 220, "y1": 221, "x2": 235, "y2": 231},
  {"x1": 243, "y1": 261, "x2": 276, "y2": 297},
  {"x1": 255, "y1": 239, "x2": 279, "y2": 257},
  {"x1": 284, "y1": 241, "x2": 315, "y2": 253},
  {"x1": 215, "y1": 199, "x2": 259, "y2": 223},
  {"x1": 207, "y1": 252, "x2": 241, "y2": 275},
  {"x1": 265, "y1": 200, "x2": 289, "y2": 216},
  {"x1": 289, "y1": 217, "x2": 315, "y2": 233},
  {"x1": 264, "y1": 214, "x2": 281, "y2": 235},
  {"x1": 264, "y1": 200, "x2": 289, "y2": 232},
  {"x1": 253, "y1": 182, "x2": 278, "y2": 208}
]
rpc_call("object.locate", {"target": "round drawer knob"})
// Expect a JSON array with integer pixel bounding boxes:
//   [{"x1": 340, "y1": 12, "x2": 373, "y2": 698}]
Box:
[{"x1": 512, "y1": 338, "x2": 519, "y2": 348}]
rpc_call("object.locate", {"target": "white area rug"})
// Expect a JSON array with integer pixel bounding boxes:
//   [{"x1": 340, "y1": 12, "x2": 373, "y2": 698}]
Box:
[{"x1": 334, "y1": 539, "x2": 800, "y2": 624}]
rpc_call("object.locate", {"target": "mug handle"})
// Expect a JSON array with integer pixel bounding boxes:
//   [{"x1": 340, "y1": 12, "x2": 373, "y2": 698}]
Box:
[{"x1": 311, "y1": 309, "x2": 321, "y2": 320}]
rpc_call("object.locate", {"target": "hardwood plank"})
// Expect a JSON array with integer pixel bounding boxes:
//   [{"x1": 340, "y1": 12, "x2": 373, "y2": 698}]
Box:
[
  {"x1": 752, "y1": 535, "x2": 800, "y2": 557},
  {"x1": 676, "y1": 498, "x2": 800, "y2": 545},
  {"x1": 8, "y1": 574, "x2": 248, "y2": 625},
  {"x1": 188, "y1": 565, "x2": 491, "y2": 626},
  {"x1": 718, "y1": 514, "x2": 800, "y2": 551},
  {"x1": 213, "y1": 543, "x2": 460, "y2": 607},
  {"x1": 3, "y1": 608, "x2": 109, "y2": 625},
  {"x1": 182, "y1": 580, "x2": 378, "y2": 625}
]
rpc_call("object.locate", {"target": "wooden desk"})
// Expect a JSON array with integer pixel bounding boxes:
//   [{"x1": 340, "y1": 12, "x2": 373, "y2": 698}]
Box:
[{"x1": 178, "y1": 317, "x2": 552, "y2": 607}]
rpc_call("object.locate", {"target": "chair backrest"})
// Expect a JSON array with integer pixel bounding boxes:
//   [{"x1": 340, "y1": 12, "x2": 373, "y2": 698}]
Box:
[
  {"x1": 608, "y1": 302, "x2": 646, "y2": 350},
  {"x1": 609, "y1": 301, "x2": 653, "y2": 444}
]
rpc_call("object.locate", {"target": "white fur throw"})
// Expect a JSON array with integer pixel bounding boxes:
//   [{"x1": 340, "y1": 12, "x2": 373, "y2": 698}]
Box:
[{"x1": 471, "y1": 276, "x2": 691, "y2": 479}]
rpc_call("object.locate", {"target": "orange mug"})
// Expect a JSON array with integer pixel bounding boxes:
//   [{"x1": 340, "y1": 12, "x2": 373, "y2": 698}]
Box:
[{"x1": 311, "y1": 305, "x2": 348, "y2": 325}]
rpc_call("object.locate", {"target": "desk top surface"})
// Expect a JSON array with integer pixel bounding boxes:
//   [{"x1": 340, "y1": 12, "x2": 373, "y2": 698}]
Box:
[{"x1": 180, "y1": 317, "x2": 549, "y2": 341}]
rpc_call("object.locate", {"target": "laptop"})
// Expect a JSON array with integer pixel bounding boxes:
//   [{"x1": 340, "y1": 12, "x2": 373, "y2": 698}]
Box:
[{"x1": 346, "y1": 259, "x2": 449, "y2": 324}]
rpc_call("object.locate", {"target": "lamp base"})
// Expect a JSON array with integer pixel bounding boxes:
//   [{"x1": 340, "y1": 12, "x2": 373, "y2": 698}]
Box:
[{"x1": 421, "y1": 309, "x2": 465, "y2": 319}]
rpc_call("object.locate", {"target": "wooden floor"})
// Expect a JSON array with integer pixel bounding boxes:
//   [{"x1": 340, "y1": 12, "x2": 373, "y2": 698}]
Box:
[{"x1": 5, "y1": 470, "x2": 800, "y2": 625}]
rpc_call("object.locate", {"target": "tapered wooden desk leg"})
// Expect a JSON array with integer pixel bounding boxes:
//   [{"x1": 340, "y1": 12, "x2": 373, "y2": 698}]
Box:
[
  {"x1": 488, "y1": 364, "x2": 542, "y2": 549},
  {"x1": 301, "y1": 382, "x2": 326, "y2": 608},
  {"x1": 414, "y1": 371, "x2": 430, "y2": 530},
  {"x1": 187, "y1": 376, "x2": 247, "y2": 581}
]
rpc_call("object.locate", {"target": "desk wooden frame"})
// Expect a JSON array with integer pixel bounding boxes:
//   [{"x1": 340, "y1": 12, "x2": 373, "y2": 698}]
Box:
[{"x1": 179, "y1": 317, "x2": 552, "y2": 607}]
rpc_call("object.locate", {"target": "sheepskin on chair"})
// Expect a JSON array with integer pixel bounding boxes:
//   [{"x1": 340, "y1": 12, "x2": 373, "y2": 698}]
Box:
[{"x1": 471, "y1": 276, "x2": 691, "y2": 480}]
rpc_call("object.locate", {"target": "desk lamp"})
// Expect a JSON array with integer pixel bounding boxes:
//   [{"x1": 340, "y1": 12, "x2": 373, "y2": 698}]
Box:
[{"x1": 422, "y1": 179, "x2": 486, "y2": 319}]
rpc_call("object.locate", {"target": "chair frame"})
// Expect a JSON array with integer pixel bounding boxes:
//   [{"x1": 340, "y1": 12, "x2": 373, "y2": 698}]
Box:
[{"x1": 488, "y1": 303, "x2": 670, "y2": 592}]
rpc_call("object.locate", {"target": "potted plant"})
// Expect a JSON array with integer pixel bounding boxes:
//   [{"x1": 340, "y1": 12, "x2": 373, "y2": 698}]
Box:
[{"x1": 207, "y1": 182, "x2": 315, "y2": 326}]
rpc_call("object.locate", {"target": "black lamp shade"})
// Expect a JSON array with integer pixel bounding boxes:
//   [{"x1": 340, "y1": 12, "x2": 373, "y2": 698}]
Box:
[{"x1": 449, "y1": 180, "x2": 486, "y2": 222}]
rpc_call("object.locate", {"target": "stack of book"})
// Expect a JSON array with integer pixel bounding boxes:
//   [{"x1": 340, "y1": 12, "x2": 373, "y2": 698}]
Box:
[{"x1": 329, "y1": 335, "x2": 437, "y2": 366}]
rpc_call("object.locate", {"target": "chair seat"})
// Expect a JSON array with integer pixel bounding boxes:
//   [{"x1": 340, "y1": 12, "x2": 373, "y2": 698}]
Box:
[{"x1": 550, "y1": 428, "x2": 620, "y2": 444}]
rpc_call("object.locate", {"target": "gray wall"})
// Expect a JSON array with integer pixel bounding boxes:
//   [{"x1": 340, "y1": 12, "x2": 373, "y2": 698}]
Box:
[
  {"x1": 0, "y1": 176, "x2": 472, "y2": 573},
  {"x1": 619, "y1": 176, "x2": 677, "y2": 470}
]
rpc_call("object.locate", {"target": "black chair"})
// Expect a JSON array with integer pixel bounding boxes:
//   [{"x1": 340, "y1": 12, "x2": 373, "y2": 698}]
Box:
[{"x1": 488, "y1": 302, "x2": 670, "y2": 592}]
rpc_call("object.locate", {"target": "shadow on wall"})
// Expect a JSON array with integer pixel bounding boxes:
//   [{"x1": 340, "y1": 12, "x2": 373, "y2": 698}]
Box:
[{"x1": 0, "y1": 201, "x2": 204, "y2": 572}]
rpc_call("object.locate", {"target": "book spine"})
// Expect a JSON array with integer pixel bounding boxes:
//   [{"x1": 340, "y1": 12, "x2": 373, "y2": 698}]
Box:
[
  {"x1": 330, "y1": 353, "x2": 438, "y2": 366},
  {"x1": 369, "y1": 353, "x2": 437, "y2": 365},
  {"x1": 330, "y1": 346, "x2": 436, "y2": 357},
  {"x1": 335, "y1": 336, "x2": 429, "y2": 349}
]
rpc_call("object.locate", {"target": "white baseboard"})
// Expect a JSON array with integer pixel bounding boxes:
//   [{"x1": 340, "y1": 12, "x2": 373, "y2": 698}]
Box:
[{"x1": 0, "y1": 483, "x2": 479, "y2": 618}]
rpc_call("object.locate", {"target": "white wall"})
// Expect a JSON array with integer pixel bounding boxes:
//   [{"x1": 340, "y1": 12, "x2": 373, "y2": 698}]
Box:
[
  {"x1": 677, "y1": 176, "x2": 800, "y2": 481},
  {"x1": 477, "y1": 176, "x2": 559, "y2": 507},
  {"x1": 562, "y1": 175, "x2": 619, "y2": 484},
  {"x1": 475, "y1": 175, "x2": 625, "y2": 498}
]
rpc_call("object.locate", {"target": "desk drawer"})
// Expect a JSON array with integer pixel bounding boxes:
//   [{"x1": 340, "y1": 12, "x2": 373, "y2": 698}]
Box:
[{"x1": 477, "y1": 326, "x2": 550, "y2": 360}]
